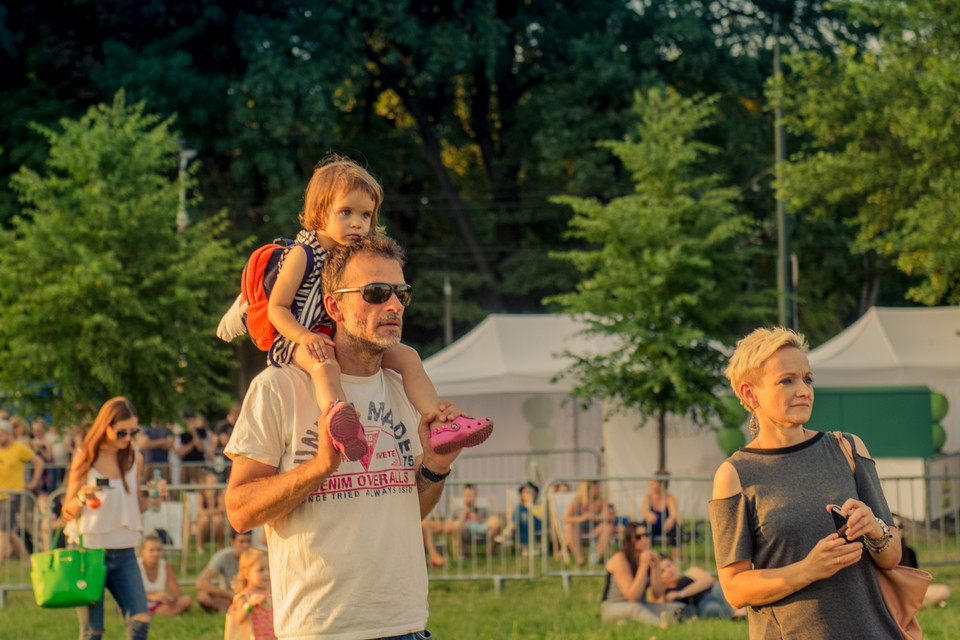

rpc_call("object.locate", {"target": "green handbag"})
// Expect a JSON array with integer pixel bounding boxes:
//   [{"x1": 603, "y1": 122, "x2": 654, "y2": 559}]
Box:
[{"x1": 30, "y1": 526, "x2": 107, "y2": 609}]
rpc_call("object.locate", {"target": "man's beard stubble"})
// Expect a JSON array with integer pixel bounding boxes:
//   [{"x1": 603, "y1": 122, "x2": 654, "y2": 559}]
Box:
[{"x1": 336, "y1": 314, "x2": 403, "y2": 356}]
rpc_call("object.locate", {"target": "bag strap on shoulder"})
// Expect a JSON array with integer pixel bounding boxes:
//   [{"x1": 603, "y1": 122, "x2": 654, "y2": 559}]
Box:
[{"x1": 833, "y1": 431, "x2": 856, "y2": 475}]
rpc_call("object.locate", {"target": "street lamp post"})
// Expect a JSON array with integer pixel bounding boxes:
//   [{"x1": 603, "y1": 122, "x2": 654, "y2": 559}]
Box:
[
  {"x1": 177, "y1": 147, "x2": 197, "y2": 231},
  {"x1": 773, "y1": 14, "x2": 796, "y2": 330}
]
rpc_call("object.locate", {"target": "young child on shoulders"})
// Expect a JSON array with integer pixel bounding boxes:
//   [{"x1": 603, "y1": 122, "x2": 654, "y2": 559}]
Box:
[{"x1": 220, "y1": 155, "x2": 492, "y2": 462}]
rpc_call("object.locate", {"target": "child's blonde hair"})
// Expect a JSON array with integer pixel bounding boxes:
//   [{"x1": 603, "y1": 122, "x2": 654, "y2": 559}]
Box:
[
  {"x1": 231, "y1": 548, "x2": 268, "y2": 593},
  {"x1": 301, "y1": 154, "x2": 384, "y2": 233}
]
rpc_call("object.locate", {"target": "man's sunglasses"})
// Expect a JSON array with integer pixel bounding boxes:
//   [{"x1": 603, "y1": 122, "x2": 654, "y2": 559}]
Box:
[
  {"x1": 114, "y1": 429, "x2": 140, "y2": 439},
  {"x1": 333, "y1": 283, "x2": 412, "y2": 306}
]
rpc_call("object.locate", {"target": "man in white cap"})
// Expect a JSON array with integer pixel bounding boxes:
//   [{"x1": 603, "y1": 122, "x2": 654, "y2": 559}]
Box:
[{"x1": 0, "y1": 417, "x2": 45, "y2": 565}]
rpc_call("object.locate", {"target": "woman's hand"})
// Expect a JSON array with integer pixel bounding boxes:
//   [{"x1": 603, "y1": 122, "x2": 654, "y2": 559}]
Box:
[
  {"x1": 803, "y1": 532, "x2": 863, "y2": 581},
  {"x1": 829, "y1": 501, "x2": 884, "y2": 541},
  {"x1": 639, "y1": 549, "x2": 659, "y2": 567}
]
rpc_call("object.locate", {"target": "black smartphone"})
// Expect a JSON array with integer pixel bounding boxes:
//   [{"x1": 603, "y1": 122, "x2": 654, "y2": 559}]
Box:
[{"x1": 831, "y1": 506, "x2": 848, "y2": 538}]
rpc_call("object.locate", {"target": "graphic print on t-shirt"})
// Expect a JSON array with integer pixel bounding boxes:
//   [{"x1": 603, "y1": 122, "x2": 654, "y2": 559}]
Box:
[{"x1": 307, "y1": 399, "x2": 417, "y2": 503}]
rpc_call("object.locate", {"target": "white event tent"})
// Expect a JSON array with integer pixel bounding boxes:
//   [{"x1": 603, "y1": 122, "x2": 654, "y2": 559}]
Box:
[
  {"x1": 808, "y1": 306, "x2": 960, "y2": 452},
  {"x1": 423, "y1": 314, "x2": 728, "y2": 519},
  {"x1": 807, "y1": 306, "x2": 960, "y2": 520}
]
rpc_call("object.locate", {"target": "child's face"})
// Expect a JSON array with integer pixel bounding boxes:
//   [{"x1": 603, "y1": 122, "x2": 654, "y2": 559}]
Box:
[
  {"x1": 248, "y1": 560, "x2": 271, "y2": 588},
  {"x1": 319, "y1": 189, "x2": 375, "y2": 247}
]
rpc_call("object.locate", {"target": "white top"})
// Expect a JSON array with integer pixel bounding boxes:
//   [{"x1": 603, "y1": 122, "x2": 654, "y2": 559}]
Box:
[
  {"x1": 226, "y1": 366, "x2": 426, "y2": 640},
  {"x1": 74, "y1": 462, "x2": 143, "y2": 549},
  {"x1": 138, "y1": 558, "x2": 167, "y2": 593}
]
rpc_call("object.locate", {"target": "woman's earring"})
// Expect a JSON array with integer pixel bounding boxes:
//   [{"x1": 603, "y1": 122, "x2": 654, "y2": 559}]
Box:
[{"x1": 749, "y1": 412, "x2": 760, "y2": 437}]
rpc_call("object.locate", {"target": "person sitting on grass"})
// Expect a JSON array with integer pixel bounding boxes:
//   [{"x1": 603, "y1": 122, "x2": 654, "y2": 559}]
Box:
[
  {"x1": 564, "y1": 480, "x2": 614, "y2": 565},
  {"x1": 138, "y1": 531, "x2": 193, "y2": 617},
  {"x1": 658, "y1": 557, "x2": 746, "y2": 620},
  {"x1": 640, "y1": 469, "x2": 681, "y2": 560},
  {"x1": 497, "y1": 482, "x2": 543, "y2": 556},
  {"x1": 196, "y1": 529, "x2": 253, "y2": 613},
  {"x1": 602, "y1": 521, "x2": 683, "y2": 627}
]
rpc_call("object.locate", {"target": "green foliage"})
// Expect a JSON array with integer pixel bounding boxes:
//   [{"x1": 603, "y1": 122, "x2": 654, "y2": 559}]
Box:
[
  {"x1": 0, "y1": 0, "x2": 889, "y2": 362},
  {"x1": 0, "y1": 92, "x2": 242, "y2": 423},
  {"x1": 4, "y1": 562, "x2": 960, "y2": 639},
  {"x1": 547, "y1": 89, "x2": 770, "y2": 441},
  {"x1": 779, "y1": 0, "x2": 960, "y2": 305}
]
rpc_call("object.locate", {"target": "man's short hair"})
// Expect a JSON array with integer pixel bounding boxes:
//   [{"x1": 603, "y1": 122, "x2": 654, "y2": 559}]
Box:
[{"x1": 322, "y1": 235, "x2": 406, "y2": 297}]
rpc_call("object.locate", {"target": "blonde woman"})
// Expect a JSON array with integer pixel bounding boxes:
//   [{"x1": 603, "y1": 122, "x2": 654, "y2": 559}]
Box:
[
  {"x1": 62, "y1": 397, "x2": 151, "y2": 640},
  {"x1": 563, "y1": 480, "x2": 614, "y2": 565},
  {"x1": 710, "y1": 327, "x2": 902, "y2": 639}
]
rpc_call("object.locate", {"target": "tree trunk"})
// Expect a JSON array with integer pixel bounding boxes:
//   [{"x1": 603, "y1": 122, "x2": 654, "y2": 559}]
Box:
[{"x1": 363, "y1": 41, "x2": 502, "y2": 309}]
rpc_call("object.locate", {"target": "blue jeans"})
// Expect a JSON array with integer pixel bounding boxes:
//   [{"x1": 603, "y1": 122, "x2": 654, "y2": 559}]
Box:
[
  {"x1": 76, "y1": 547, "x2": 149, "y2": 639},
  {"x1": 376, "y1": 631, "x2": 433, "y2": 640},
  {"x1": 681, "y1": 582, "x2": 736, "y2": 620}
]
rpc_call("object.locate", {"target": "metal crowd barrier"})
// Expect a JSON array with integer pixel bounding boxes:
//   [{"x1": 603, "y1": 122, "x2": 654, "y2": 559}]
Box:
[
  {"x1": 539, "y1": 475, "x2": 717, "y2": 593},
  {"x1": 5, "y1": 466, "x2": 960, "y2": 604}
]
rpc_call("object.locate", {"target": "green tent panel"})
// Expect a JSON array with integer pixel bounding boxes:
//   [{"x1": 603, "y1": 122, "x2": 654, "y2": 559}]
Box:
[{"x1": 807, "y1": 386, "x2": 934, "y2": 459}]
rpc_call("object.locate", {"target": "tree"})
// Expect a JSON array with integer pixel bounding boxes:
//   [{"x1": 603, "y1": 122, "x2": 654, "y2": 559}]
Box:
[
  {"x1": 0, "y1": 1, "x2": 877, "y2": 359},
  {"x1": 547, "y1": 88, "x2": 771, "y2": 470},
  {"x1": 0, "y1": 92, "x2": 242, "y2": 424},
  {"x1": 778, "y1": 0, "x2": 960, "y2": 306}
]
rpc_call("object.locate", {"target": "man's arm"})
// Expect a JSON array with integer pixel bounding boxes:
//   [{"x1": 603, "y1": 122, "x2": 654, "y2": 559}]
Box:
[
  {"x1": 195, "y1": 566, "x2": 231, "y2": 600},
  {"x1": 416, "y1": 403, "x2": 464, "y2": 519},
  {"x1": 225, "y1": 451, "x2": 340, "y2": 533},
  {"x1": 225, "y1": 348, "x2": 343, "y2": 533},
  {"x1": 26, "y1": 453, "x2": 45, "y2": 492}
]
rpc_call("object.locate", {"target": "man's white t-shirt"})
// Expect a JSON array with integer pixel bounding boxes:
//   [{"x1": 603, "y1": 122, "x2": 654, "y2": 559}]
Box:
[{"x1": 225, "y1": 366, "x2": 427, "y2": 640}]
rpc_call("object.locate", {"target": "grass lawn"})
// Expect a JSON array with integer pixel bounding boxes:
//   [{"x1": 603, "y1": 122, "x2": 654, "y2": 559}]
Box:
[{"x1": 3, "y1": 564, "x2": 960, "y2": 639}]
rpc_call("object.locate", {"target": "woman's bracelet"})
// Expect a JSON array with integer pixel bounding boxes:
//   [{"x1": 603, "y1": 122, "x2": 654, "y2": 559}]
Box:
[
  {"x1": 245, "y1": 604, "x2": 254, "y2": 612},
  {"x1": 864, "y1": 517, "x2": 893, "y2": 553}
]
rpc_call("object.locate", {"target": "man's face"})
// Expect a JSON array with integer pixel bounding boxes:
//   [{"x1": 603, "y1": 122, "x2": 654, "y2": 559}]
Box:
[
  {"x1": 333, "y1": 254, "x2": 406, "y2": 353},
  {"x1": 232, "y1": 534, "x2": 253, "y2": 555}
]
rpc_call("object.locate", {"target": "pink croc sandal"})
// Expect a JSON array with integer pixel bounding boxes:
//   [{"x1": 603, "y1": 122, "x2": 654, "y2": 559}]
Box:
[
  {"x1": 430, "y1": 416, "x2": 494, "y2": 455},
  {"x1": 327, "y1": 401, "x2": 367, "y2": 461}
]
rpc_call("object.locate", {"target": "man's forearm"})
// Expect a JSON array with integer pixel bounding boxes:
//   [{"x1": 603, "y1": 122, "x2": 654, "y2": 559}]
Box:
[
  {"x1": 226, "y1": 457, "x2": 334, "y2": 532},
  {"x1": 197, "y1": 579, "x2": 231, "y2": 599},
  {"x1": 30, "y1": 459, "x2": 45, "y2": 487},
  {"x1": 416, "y1": 468, "x2": 447, "y2": 519}
]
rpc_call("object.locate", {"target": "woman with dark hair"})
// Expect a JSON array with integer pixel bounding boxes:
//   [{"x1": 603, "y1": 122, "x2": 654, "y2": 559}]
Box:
[
  {"x1": 62, "y1": 397, "x2": 150, "y2": 640},
  {"x1": 601, "y1": 521, "x2": 683, "y2": 627}
]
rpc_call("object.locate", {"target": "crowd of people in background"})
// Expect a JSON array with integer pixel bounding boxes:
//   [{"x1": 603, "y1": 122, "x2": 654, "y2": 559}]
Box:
[
  {"x1": 1, "y1": 391, "x2": 953, "y2": 635},
  {"x1": 0, "y1": 403, "x2": 241, "y2": 567}
]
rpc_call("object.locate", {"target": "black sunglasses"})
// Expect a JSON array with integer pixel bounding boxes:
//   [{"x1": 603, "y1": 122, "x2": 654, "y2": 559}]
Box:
[
  {"x1": 114, "y1": 429, "x2": 140, "y2": 439},
  {"x1": 333, "y1": 283, "x2": 412, "y2": 306}
]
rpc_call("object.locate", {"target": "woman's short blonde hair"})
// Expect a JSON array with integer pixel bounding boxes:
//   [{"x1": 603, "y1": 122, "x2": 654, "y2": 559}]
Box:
[{"x1": 724, "y1": 327, "x2": 809, "y2": 407}]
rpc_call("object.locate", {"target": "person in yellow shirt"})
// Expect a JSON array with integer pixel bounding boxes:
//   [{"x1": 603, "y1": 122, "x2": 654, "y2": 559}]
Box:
[{"x1": 0, "y1": 417, "x2": 45, "y2": 564}]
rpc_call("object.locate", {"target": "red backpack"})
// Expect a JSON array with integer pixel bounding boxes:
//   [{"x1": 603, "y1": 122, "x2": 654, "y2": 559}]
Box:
[{"x1": 240, "y1": 238, "x2": 314, "y2": 351}]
